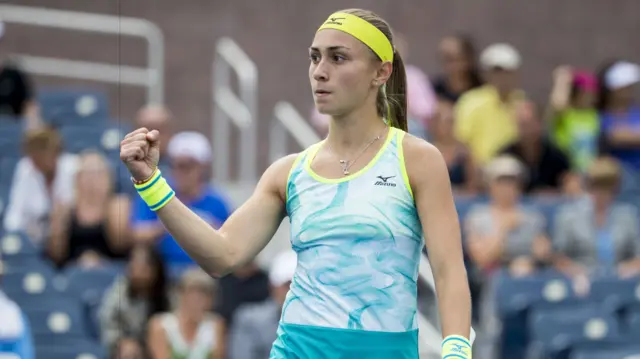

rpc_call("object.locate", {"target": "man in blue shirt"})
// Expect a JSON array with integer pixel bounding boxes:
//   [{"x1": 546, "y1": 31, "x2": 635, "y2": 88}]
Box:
[{"x1": 130, "y1": 131, "x2": 232, "y2": 267}]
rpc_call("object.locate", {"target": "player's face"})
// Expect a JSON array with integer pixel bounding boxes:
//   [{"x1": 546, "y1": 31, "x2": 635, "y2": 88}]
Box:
[{"x1": 309, "y1": 29, "x2": 380, "y2": 116}]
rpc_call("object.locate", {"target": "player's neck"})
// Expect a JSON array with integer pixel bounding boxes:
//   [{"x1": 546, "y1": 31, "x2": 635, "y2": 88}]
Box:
[{"x1": 326, "y1": 106, "x2": 387, "y2": 155}]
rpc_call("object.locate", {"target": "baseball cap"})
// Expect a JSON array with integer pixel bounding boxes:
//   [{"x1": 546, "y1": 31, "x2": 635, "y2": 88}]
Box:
[
  {"x1": 484, "y1": 155, "x2": 526, "y2": 183},
  {"x1": 269, "y1": 250, "x2": 297, "y2": 287},
  {"x1": 480, "y1": 43, "x2": 521, "y2": 71},
  {"x1": 605, "y1": 61, "x2": 640, "y2": 90},
  {"x1": 167, "y1": 131, "x2": 212, "y2": 164}
]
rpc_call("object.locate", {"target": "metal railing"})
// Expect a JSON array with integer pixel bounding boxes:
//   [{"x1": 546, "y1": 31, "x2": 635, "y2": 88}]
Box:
[
  {"x1": 211, "y1": 37, "x2": 258, "y2": 183},
  {"x1": 270, "y1": 101, "x2": 321, "y2": 161},
  {"x1": 0, "y1": 5, "x2": 164, "y2": 104}
]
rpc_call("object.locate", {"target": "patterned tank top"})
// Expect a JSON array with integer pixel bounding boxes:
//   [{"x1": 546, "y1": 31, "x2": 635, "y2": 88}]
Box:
[{"x1": 282, "y1": 127, "x2": 423, "y2": 333}]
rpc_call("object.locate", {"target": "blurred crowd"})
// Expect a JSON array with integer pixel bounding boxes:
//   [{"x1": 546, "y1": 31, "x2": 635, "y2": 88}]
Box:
[{"x1": 1, "y1": 22, "x2": 640, "y2": 359}]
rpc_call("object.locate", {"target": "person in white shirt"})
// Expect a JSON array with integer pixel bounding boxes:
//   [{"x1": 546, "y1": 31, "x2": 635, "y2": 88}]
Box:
[{"x1": 3, "y1": 127, "x2": 78, "y2": 246}]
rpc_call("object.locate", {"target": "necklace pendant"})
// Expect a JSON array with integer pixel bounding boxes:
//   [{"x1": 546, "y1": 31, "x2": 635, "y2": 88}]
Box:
[{"x1": 343, "y1": 169, "x2": 350, "y2": 175}]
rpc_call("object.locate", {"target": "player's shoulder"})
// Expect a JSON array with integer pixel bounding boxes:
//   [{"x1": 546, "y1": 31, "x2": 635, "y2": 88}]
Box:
[{"x1": 400, "y1": 132, "x2": 449, "y2": 180}]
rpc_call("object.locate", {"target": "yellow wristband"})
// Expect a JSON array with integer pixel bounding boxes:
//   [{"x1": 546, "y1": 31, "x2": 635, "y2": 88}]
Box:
[
  {"x1": 134, "y1": 170, "x2": 175, "y2": 211},
  {"x1": 442, "y1": 335, "x2": 471, "y2": 359}
]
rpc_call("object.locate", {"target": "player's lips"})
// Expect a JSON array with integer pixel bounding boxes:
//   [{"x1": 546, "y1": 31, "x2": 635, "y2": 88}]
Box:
[{"x1": 314, "y1": 89, "x2": 332, "y2": 97}]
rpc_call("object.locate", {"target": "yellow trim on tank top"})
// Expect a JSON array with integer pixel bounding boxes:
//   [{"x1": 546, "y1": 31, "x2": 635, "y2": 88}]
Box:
[
  {"x1": 395, "y1": 129, "x2": 414, "y2": 199},
  {"x1": 304, "y1": 127, "x2": 395, "y2": 184},
  {"x1": 285, "y1": 149, "x2": 309, "y2": 202}
]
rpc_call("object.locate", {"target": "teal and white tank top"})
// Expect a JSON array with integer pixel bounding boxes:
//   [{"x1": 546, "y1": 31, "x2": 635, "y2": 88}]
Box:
[{"x1": 283, "y1": 127, "x2": 424, "y2": 333}]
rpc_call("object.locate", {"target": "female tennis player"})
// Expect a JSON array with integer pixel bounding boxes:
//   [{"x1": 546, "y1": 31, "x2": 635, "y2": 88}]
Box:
[{"x1": 121, "y1": 8, "x2": 471, "y2": 359}]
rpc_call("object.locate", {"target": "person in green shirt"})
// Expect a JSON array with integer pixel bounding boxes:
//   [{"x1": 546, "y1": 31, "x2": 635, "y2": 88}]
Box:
[{"x1": 547, "y1": 66, "x2": 600, "y2": 173}]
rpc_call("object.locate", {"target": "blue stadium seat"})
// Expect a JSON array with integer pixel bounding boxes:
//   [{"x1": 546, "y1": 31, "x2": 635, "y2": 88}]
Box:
[
  {"x1": 495, "y1": 270, "x2": 575, "y2": 317},
  {"x1": 526, "y1": 196, "x2": 566, "y2": 232},
  {"x1": 529, "y1": 305, "x2": 620, "y2": 359},
  {"x1": 25, "y1": 297, "x2": 88, "y2": 345},
  {"x1": 590, "y1": 277, "x2": 640, "y2": 312},
  {"x1": 59, "y1": 123, "x2": 131, "y2": 154},
  {"x1": 0, "y1": 231, "x2": 40, "y2": 261},
  {"x1": 36, "y1": 339, "x2": 106, "y2": 359},
  {"x1": 0, "y1": 156, "x2": 18, "y2": 187},
  {"x1": 1, "y1": 260, "x2": 59, "y2": 302},
  {"x1": 38, "y1": 89, "x2": 109, "y2": 126},
  {"x1": 570, "y1": 347, "x2": 640, "y2": 359},
  {"x1": 0, "y1": 183, "x2": 10, "y2": 224},
  {"x1": 0, "y1": 120, "x2": 23, "y2": 158},
  {"x1": 454, "y1": 195, "x2": 485, "y2": 221},
  {"x1": 61, "y1": 265, "x2": 119, "y2": 304},
  {"x1": 627, "y1": 311, "x2": 640, "y2": 336}
]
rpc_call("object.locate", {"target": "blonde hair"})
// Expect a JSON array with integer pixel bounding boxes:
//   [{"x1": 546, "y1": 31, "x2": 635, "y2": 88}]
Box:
[
  {"x1": 23, "y1": 127, "x2": 62, "y2": 154},
  {"x1": 76, "y1": 149, "x2": 115, "y2": 195},
  {"x1": 179, "y1": 268, "x2": 217, "y2": 294},
  {"x1": 587, "y1": 156, "x2": 621, "y2": 188}
]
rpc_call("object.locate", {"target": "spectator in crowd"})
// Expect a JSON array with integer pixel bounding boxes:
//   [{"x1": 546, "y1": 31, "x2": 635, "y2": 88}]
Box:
[
  {"x1": 0, "y1": 254, "x2": 34, "y2": 359},
  {"x1": 454, "y1": 43, "x2": 524, "y2": 165},
  {"x1": 464, "y1": 155, "x2": 551, "y2": 358},
  {"x1": 432, "y1": 34, "x2": 483, "y2": 104},
  {"x1": 393, "y1": 32, "x2": 437, "y2": 138},
  {"x1": 500, "y1": 100, "x2": 573, "y2": 195},
  {"x1": 465, "y1": 155, "x2": 551, "y2": 278},
  {"x1": 596, "y1": 61, "x2": 640, "y2": 185},
  {"x1": 111, "y1": 337, "x2": 148, "y2": 359},
  {"x1": 215, "y1": 261, "x2": 270, "y2": 337},
  {"x1": 430, "y1": 100, "x2": 478, "y2": 194},
  {"x1": 131, "y1": 131, "x2": 232, "y2": 268},
  {"x1": 48, "y1": 150, "x2": 131, "y2": 267},
  {"x1": 99, "y1": 245, "x2": 170, "y2": 349},
  {"x1": 3, "y1": 127, "x2": 78, "y2": 245},
  {"x1": 147, "y1": 268, "x2": 225, "y2": 359},
  {"x1": 0, "y1": 21, "x2": 38, "y2": 122},
  {"x1": 135, "y1": 105, "x2": 174, "y2": 171},
  {"x1": 547, "y1": 66, "x2": 600, "y2": 173},
  {"x1": 553, "y1": 157, "x2": 640, "y2": 279},
  {"x1": 228, "y1": 250, "x2": 297, "y2": 359}
]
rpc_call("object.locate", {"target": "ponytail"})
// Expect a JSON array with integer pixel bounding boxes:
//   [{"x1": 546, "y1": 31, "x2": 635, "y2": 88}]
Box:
[{"x1": 376, "y1": 51, "x2": 408, "y2": 131}]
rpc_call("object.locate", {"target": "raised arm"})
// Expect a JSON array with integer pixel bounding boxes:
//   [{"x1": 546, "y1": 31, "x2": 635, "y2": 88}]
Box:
[
  {"x1": 403, "y1": 135, "x2": 472, "y2": 342},
  {"x1": 120, "y1": 128, "x2": 295, "y2": 277}
]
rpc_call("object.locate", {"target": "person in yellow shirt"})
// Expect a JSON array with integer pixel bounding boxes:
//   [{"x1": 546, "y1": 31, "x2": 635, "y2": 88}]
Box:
[{"x1": 454, "y1": 43, "x2": 525, "y2": 165}]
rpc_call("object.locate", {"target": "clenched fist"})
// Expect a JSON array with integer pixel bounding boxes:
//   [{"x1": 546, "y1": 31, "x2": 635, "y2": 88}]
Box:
[{"x1": 120, "y1": 127, "x2": 161, "y2": 182}]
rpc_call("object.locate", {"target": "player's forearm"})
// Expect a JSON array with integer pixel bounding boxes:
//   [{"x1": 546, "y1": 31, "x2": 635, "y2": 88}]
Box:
[
  {"x1": 434, "y1": 263, "x2": 472, "y2": 339},
  {"x1": 156, "y1": 198, "x2": 238, "y2": 276}
]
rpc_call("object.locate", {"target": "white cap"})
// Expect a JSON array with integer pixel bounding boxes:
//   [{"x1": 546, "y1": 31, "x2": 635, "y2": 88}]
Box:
[
  {"x1": 167, "y1": 131, "x2": 212, "y2": 164},
  {"x1": 269, "y1": 250, "x2": 297, "y2": 287},
  {"x1": 484, "y1": 155, "x2": 526, "y2": 182},
  {"x1": 480, "y1": 43, "x2": 521, "y2": 71},
  {"x1": 605, "y1": 61, "x2": 640, "y2": 90}
]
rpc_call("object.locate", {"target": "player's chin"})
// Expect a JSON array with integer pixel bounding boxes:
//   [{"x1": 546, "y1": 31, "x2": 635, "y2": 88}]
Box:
[{"x1": 314, "y1": 101, "x2": 338, "y2": 115}]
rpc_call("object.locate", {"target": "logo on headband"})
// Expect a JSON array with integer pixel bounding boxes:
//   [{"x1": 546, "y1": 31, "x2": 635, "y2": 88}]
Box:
[{"x1": 325, "y1": 17, "x2": 346, "y2": 25}]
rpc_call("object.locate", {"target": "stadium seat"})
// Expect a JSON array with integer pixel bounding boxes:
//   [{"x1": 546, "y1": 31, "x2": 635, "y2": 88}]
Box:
[
  {"x1": 59, "y1": 123, "x2": 131, "y2": 154},
  {"x1": 570, "y1": 347, "x2": 640, "y2": 359},
  {"x1": 495, "y1": 270, "x2": 575, "y2": 317},
  {"x1": 36, "y1": 339, "x2": 106, "y2": 359},
  {"x1": 0, "y1": 157, "x2": 18, "y2": 187},
  {"x1": 61, "y1": 265, "x2": 119, "y2": 304},
  {"x1": 1, "y1": 260, "x2": 59, "y2": 302},
  {"x1": 0, "y1": 232, "x2": 40, "y2": 261},
  {"x1": 528, "y1": 304, "x2": 620, "y2": 359},
  {"x1": 590, "y1": 277, "x2": 640, "y2": 312},
  {"x1": 25, "y1": 296, "x2": 88, "y2": 344},
  {"x1": 0, "y1": 120, "x2": 23, "y2": 158},
  {"x1": 525, "y1": 196, "x2": 566, "y2": 232},
  {"x1": 38, "y1": 89, "x2": 109, "y2": 126}
]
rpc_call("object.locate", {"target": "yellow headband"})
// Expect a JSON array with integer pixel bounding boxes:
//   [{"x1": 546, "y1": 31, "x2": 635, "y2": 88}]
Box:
[{"x1": 317, "y1": 12, "x2": 394, "y2": 63}]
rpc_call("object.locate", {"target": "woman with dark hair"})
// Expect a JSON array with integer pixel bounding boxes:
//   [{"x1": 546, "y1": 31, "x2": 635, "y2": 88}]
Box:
[
  {"x1": 432, "y1": 34, "x2": 483, "y2": 103},
  {"x1": 596, "y1": 60, "x2": 640, "y2": 175},
  {"x1": 98, "y1": 245, "x2": 170, "y2": 349}
]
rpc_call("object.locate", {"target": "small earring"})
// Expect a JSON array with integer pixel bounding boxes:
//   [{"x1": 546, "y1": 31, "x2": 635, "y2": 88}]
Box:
[{"x1": 373, "y1": 81, "x2": 378, "y2": 86}]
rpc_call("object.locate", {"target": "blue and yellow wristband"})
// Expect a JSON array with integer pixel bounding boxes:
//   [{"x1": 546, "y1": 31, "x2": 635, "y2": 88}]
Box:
[
  {"x1": 133, "y1": 169, "x2": 175, "y2": 211},
  {"x1": 442, "y1": 335, "x2": 472, "y2": 359}
]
